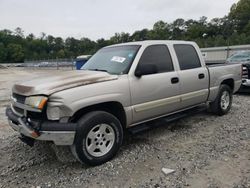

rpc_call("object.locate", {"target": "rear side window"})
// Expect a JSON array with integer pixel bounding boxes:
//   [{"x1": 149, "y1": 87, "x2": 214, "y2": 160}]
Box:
[
  {"x1": 138, "y1": 45, "x2": 174, "y2": 73},
  {"x1": 174, "y1": 44, "x2": 201, "y2": 70}
]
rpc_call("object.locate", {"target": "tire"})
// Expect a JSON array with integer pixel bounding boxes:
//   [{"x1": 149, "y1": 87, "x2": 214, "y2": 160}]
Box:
[
  {"x1": 71, "y1": 111, "x2": 123, "y2": 166},
  {"x1": 210, "y1": 84, "x2": 233, "y2": 116}
]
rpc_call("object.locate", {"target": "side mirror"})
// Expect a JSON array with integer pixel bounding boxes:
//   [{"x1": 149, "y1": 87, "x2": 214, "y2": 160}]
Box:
[{"x1": 135, "y1": 64, "x2": 158, "y2": 77}]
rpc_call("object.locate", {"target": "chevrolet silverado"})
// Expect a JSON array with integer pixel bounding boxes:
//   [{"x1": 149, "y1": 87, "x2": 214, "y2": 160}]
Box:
[{"x1": 6, "y1": 40, "x2": 242, "y2": 166}]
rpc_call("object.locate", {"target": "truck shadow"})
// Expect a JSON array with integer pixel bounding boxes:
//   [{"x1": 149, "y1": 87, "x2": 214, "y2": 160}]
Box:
[
  {"x1": 120, "y1": 111, "x2": 209, "y2": 154},
  {"x1": 235, "y1": 92, "x2": 250, "y2": 96}
]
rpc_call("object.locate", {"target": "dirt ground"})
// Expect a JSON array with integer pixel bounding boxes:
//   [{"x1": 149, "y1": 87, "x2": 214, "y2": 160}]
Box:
[{"x1": 0, "y1": 68, "x2": 249, "y2": 188}]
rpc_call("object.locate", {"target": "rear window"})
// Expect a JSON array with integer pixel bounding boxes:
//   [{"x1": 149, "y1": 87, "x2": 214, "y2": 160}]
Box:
[{"x1": 174, "y1": 44, "x2": 201, "y2": 70}]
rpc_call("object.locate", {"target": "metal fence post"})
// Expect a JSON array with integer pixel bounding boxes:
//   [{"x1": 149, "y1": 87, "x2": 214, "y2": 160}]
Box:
[{"x1": 56, "y1": 58, "x2": 59, "y2": 70}]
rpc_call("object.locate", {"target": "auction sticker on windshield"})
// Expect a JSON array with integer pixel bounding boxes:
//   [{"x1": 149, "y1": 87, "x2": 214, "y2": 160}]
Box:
[{"x1": 111, "y1": 56, "x2": 126, "y2": 63}]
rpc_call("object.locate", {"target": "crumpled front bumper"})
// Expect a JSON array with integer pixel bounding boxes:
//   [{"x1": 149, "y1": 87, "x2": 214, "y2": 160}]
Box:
[
  {"x1": 240, "y1": 79, "x2": 250, "y2": 92},
  {"x1": 6, "y1": 107, "x2": 77, "y2": 145}
]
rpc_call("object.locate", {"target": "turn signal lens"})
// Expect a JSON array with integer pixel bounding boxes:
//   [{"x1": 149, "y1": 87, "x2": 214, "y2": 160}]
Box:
[{"x1": 38, "y1": 98, "x2": 48, "y2": 109}]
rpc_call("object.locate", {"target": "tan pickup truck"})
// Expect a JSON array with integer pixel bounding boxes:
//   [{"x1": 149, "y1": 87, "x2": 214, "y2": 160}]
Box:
[{"x1": 6, "y1": 40, "x2": 242, "y2": 165}]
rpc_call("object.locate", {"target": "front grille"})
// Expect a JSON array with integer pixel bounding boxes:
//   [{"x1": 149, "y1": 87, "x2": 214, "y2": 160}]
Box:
[
  {"x1": 13, "y1": 106, "x2": 25, "y2": 115},
  {"x1": 27, "y1": 110, "x2": 46, "y2": 120},
  {"x1": 12, "y1": 93, "x2": 26, "y2": 104},
  {"x1": 11, "y1": 93, "x2": 47, "y2": 120}
]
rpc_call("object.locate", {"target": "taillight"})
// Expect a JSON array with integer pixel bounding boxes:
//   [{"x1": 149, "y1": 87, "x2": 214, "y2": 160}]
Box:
[{"x1": 242, "y1": 65, "x2": 249, "y2": 79}]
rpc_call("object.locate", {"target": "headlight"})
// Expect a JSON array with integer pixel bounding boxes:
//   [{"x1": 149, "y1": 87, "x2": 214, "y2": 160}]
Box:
[{"x1": 25, "y1": 96, "x2": 48, "y2": 110}]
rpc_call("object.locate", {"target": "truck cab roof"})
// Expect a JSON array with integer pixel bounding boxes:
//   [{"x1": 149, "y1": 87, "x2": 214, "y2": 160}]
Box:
[{"x1": 107, "y1": 40, "x2": 197, "y2": 48}]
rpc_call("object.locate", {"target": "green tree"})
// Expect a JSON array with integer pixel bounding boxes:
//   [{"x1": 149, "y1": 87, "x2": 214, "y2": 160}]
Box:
[
  {"x1": 171, "y1": 18, "x2": 186, "y2": 39},
  {"x1": 1, "y1": 0, "x2": 250, "y2": 64},
  {"x1": 56, "y1": 49, "x2": 65, "y2": 58},
  {"x1": 148, "y1": 21, "x2": 171, "y2": 39},
  {"x1": 131, "y1": 29, "x2": 150, "y2": 41},
  {"x1": 7, "y1": 43, "x2": 25, "y2": 62},
  {"x1": 96, "y1": 38, "x2": 109, "y2": 49},
  {"x1": 14, "y1": 27, "x2": 24, "y2": 38},
  {"x1": 0, "y1": 43, "x2": 7, "y2": 62},
  {"x1": 229, "y1": 0, "x2": 250, "y2": 32},
  {"x1": 109, "y1": 32, "x2": 130, "y2": 44}
]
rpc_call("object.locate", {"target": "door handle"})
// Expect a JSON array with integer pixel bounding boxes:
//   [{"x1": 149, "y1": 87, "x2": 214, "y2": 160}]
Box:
[
  {"x1": 198, "y1": 73, "x2": 205, "y2": 79},
  {"x1": 171, "y1": 77, "x2": 179, "y2": 84}
]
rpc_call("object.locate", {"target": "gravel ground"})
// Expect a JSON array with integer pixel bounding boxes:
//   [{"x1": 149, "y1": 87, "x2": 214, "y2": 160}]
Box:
[{"x1": 0, "y1": 69, "x2": 250, "y2": 188}]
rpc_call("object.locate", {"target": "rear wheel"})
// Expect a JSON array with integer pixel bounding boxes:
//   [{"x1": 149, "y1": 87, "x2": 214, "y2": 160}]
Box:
[
  {"x1": 71, "y1": 111, "x2": 123, "y2": 166},
  {"x1": 210, "y1": 84, "x2": 233, "y2": 116}
]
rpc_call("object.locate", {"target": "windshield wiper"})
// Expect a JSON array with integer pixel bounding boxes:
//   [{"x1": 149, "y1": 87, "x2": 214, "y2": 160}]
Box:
[{"x1": 88, "y1": 68, "x2": 108, "y2": 72}]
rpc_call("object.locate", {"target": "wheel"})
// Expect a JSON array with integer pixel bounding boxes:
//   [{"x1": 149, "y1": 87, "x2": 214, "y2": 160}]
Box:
[
  {"x1": 71, "y1": 111, "x2": 123, "y2": 166},
  {"x1": 210, "y1": 84, "x2": 233, "y2": 116}
]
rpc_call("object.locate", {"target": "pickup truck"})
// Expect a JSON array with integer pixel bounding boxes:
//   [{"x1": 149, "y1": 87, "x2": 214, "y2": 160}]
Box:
[
  {"x1": 6, "y1": 40, "x2": 242, "y2": 166},
  {"x1": 226, "y1": 50, "x2": 250, "y2": 92}
]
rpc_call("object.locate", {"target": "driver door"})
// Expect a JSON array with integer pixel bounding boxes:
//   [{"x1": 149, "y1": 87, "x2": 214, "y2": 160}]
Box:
[{"x1": 129, "y1": 44, "x2": 181, "y2": 124}]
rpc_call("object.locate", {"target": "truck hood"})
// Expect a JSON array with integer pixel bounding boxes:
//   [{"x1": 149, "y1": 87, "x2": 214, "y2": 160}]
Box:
[{"x1": 12, "y1": 70, "x2": 118, "y2": 96}]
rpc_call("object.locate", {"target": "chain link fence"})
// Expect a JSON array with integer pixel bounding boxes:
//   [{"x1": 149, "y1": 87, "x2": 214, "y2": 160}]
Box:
[
  {"x1": 22, "y1": 58, "x2": 75, "y2": 70},
  {"x1": 1, "y1": 59, "x2": 76, "y2": 70}
]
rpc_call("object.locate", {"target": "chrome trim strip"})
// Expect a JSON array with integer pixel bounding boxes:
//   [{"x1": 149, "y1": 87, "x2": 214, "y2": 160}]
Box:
[
  {"x1": 8, "y1": 120, "x2": 19, "y2": 131},
  {"x1": 11, "y1": 100, "x2": 41, "y2": 112},
  {"x1": 181, "y1": 89, "x2": 208, "y2": 101},
  {"x1": 134, "y1": 96, "x2": 181, "y2": 113},
  {"x1": 133, "y1": 89, "x2": 208, "y2": 113},
  {"x1": 10, "y1": 96, "x2": 17, "y2": 103},
  {"x1": 210, "y1": 86, "x2": 218, "y2": 91},
  {"x1": 11, "y1": 104, "x2": 24, "y2": 117},
  {"x1": 17, "y1": 117, "x2": 35, "y2": 135},
  {"x1": 129, "y1": 103, "x2": 206, "y2": 127},
  {"x1": 8, "y1": 119, "x2": 33, "y2": 136},
  {"x1": 8, "y1": 120, "x2": 75, "y2": 146}
]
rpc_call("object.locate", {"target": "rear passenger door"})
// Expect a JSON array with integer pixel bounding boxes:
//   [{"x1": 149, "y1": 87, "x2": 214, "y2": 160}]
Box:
[
  {"x1": 130, "y1": 44, "x2": 181, "y2": 123},
  {"x1": 174, "y1": 44, "x2": 209, "y2": 108}
]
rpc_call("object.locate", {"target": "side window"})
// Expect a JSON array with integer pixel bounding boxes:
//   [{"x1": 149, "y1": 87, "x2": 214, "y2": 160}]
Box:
[
  {"x1": 174, "y1": 44, "x2": 201, "y2": 70},
  {"x1": 138, "y1": 45, "x2": 174, "y2": 73}
]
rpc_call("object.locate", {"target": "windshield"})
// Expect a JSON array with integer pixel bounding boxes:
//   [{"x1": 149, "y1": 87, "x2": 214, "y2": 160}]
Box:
[
  {"x1": 228, "y1": 51, "x2": 250, "y2": 62},
  {"x1": 81, "y1": 45, "x2": 141, "y2": 75}
]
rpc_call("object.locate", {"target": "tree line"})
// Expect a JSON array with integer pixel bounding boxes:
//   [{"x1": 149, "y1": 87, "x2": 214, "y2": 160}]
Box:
[{"x1": 0, "y1": 0, "x2": 250, "y2": 63}]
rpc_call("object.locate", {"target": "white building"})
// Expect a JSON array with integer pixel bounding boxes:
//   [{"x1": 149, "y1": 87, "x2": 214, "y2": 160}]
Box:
[{"x1": 200, "y1": 44, "x2": 250, "y2": 63}]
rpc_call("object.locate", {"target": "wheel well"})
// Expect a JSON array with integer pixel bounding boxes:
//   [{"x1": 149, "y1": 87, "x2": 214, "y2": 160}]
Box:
[
  {"x1": 70, "y1": 102, "x2": 127, "y2": 129},
  {"x1": 221, "y1": 79, "x2": 234, "y2": 91}
]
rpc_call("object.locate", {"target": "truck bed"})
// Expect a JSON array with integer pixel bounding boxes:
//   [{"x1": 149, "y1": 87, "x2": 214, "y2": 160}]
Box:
[
  {"x1": 205, "y1": 60, "x2": 225, "y2": 65},
  {"x1": 207, "y1": 63, "x2": 242, "y2": 102}
]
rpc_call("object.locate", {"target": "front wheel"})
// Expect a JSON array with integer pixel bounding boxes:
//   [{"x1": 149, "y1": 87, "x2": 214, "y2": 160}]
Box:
[
  {"x1": 209, "y1": 84, "x2": 233, "y2": 116},
  {"x1": 71, "y1": 111, "x2": 123, "y2": 166}
]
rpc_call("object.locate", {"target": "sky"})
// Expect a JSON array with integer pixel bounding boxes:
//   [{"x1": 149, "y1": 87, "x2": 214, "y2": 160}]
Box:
[{"x1": 0, "y1": 0, "x2": 239, "y2": 41}]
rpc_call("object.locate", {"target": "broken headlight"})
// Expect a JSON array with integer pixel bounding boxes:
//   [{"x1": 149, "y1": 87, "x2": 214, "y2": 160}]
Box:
[{"x1": 25, "y1": 96, "x2": 48, "y2": 110}]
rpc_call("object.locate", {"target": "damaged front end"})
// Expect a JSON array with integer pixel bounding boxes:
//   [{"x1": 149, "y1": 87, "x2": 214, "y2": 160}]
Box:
[{"x1": 6, "y1": 93, "x2": 77, "y2": 146}]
